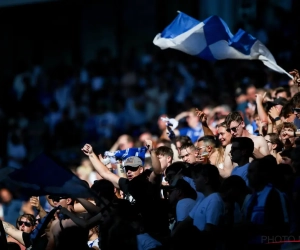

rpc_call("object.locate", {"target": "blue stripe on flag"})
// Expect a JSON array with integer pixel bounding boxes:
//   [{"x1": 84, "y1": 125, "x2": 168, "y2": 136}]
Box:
[
  {"x1": 229, "y1": 29, "x2": 257, "y2": 55},
  {"x1": 202, "y1": 16, "x2": 232, "y2": 46},
  {"x1": 161, "y1": 12, "x2": 200, "y2": 39}
]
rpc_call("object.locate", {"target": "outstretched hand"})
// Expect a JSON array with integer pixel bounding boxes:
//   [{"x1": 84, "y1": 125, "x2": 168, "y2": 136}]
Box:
[
  {"x1": 289, "y1": 69, "x2": 300, "y2": 86},
  {"x1": 195, "y1": 108, "x2": 207, "y2": 124},
  {"x1": 81, "y1": 144, "x2": 93, "y2": 156}
]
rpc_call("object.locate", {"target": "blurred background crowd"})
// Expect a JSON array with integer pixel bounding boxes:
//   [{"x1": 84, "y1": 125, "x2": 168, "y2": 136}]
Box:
[{"x1": 0, "y1": 0, "x2": 299, "y2": 169}]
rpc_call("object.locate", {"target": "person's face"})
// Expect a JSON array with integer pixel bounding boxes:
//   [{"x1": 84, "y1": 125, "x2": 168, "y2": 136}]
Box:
[
  {"x1": 280, "y1": 127, "x2": 296, "y2": 147},
  {"x1": 229, "y1": 121, "x2": 244, "y2": 137},
  {"x1": 158, "y1": 116, "x2": 167, "y2": 130},
  {"x1": 179, "y1": 147, "x2": 197, "y2": 163},
  {"x1": 196, "y1": 141, "x2": 207, "y2": 155},
  {"x1": 124, "y1": 166, "x2": 142, "y2": 181},
  {"x1": 230, "y1": 142, "x2": 243, "y2": 164},
  {"x1": 17, "y1": 217, "x2": 35, "y2": 233},
  {"x1": 264, "y1": 135, "x2": 273, "y2": 152},
  {"x1": 0, "y1": 189, "x2": 12, "y2": 203},
  {"x1": 293, "y1": 106, "x2": 300, "y2": 119},
  {"x1": 284, "y1": 113, "x2": 296, "y2": 123},
  {"x1": 51, "y1": 197, "x2": 71, "y2": 208},
  {"x1": 276, "y1": 92, "x2": 288, "y2": 100},
  {"x1": 247, "y1": 87, "x2": 256, "y2": 102},
  {"x1": 186, "y1": 112, "x2": 198, "y2": 127},
  {"x1": 218, "y1": 126, "x2": 232, "y2": 147},
  {"x1": 254, "y1": 116, "x2": 260, "y2": 127},
  {"x1": 118, "y1": 136, "x2": 133, "y2": 150},
  {"x1": 157, "y1": 154, "x2": 171, "y2": 171}
]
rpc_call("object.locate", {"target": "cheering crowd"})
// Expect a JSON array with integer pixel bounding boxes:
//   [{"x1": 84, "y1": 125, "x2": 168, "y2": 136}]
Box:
[{"x1": 0, "y1": 66, "x2": 300, "y2": 250}]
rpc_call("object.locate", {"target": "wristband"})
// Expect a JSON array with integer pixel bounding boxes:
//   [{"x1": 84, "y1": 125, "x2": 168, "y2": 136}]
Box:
[{"x1": 274, "y1": 117, "x2": 280, "y2": 121}]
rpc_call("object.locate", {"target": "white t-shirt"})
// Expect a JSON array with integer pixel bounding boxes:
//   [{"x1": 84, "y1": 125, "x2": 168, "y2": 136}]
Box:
[
  {"x1": 189, "y1": 193, "x2": 225, "y2": 231},
  {"x1": 176, "y1": 198, "x2": 196, "y2": 222},
  {"x1": 137, "y1": 233, "x2": 162, "y2": 250}
]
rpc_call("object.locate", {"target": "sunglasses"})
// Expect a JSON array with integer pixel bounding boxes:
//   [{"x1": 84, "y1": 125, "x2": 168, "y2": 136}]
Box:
[
  {"x1": 228, "y1": 122, "x2": 242, "y2": 132},
  {"x1": 123, "y1": 165, "x2": 139, "y2": 172},
  {"x1": 17, "y1": 221, "x2": 32, "y2": 227},
  {"x1": 293, "y1": 108, "x2": 300, "y2": 114},
  {"x1": 50, "y1": 196, "x2": 67, "y2": 202}
]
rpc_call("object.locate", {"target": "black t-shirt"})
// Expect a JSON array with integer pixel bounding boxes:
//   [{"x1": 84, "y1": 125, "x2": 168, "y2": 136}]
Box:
[
  {"x1": 22, "y1": 232, "x2": 48, "y2": 250},
  {"x1": 118, "y1": 173, "x2": 169, "y2": 237}
]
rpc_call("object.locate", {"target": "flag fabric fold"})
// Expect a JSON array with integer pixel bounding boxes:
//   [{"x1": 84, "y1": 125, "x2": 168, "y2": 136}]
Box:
[
  {"x1": 0, "y1": 153, "x2": 96, "y2": 199},
  {"x1": 104, "y1": 146, "x2": 148, "y2": 165},
  {"x1": 153, "y1": 11, "x2": 292, "y2": 78}
]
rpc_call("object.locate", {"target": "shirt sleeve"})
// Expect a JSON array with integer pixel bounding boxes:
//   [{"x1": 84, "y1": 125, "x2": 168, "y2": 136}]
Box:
[
  {"x1": 205, "y1": 198, "x2": 224, "y2": 226},
  {"x1": 118, "y1": 177, "x2": 129, "y2": 194},
  {"x1": 176, "y1": 200, "x2": 194, "y2": 222}
]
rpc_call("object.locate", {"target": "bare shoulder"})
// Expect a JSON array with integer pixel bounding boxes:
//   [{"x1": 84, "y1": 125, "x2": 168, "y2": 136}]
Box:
[
  {"x1": 61, "y1": 218, "x2": 77, "y2": 228},
  {"x1": 249, "y1": 135, "x2": 265, "y2": 143}
]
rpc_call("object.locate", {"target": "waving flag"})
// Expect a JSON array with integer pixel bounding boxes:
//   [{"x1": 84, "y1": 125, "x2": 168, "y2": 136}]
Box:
[
  {"x1": 104, "y1": 146, "x2": 148, "y2": 165},
  {"x1": 0, "y1": 153, "x2": 97, "y2": 199},
  {"x1": 153, "y1": 11, "x2": 292, "y2": 78}
]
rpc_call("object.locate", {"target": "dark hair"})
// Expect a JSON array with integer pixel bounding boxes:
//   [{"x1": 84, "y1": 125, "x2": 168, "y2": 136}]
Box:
[
  {"x1": 280, "y1": 100, "x2": 294, "y2": 118},
  {"x1": 180, "y1": 142, "x2": 196, "y2": 151},
  {"x1": 225, "y1": 111, "x2": 244, "y2": 127},
  {"x1": 231, "y1": 137, "x2": 254, "y2": 157},
  {"x1": 197, "y1": 135, "x2": 219, "y2": 148},
  {"x1": 174, "y1": 179, "x2": 197, "y2": 200},
  {"x1": 275, "y1": 87, "x2": 291, "y2": 98},
  {"x1": 155, "y1": 146, "x2": 174, "y2": 160},
  {"x1": 91, "y1": 179, "x2": 116, "y2": 202},
  {"x1": 250, "y1": 155, "x2": 277, "y2": 183},
  {"x1": 266, "y1": 133, "x2": 283, "y2": 153},
  {"x1": 16, "y1": 214, "x2": 36, "y2": 228},
  {"x1": 263, "y1": 101, "x2": 276, "y2": 113},
  {"x1": 292, "y1": 92, "x2": 300, "y2": 107},
  {"x1": 175, "y1": 136, "x2": 192, "y2": 145},
  {"x1": 191, "y1": 164, "x2": 221, "y2": 191},
  {"x1": 221, "y1": 175, "x2": 249, "y2": 194},
  {"x1": 156, "y1": 139, "x2": 172, "y2": 148},
  {"x1": 165, "y1": 162, "x2": 188, "y2": 175}
]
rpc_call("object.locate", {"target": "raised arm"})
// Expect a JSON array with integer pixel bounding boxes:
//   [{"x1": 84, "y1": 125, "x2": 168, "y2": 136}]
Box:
[
  {"x1": 2, "y1": 220, "x2": 25, "y2": 245},
  {"x1": 256, "y1": 136, "x2": 270, "y2": 156},
  {"x1": 146, "y1": 140, "x2": 162, "y2": 184},
  {"x1": 30, "y1": 196, "x2": 47, "y2": 219},
  {"x1": 256, "y1": 93, "x2": 268, "y2": 123},
  {"x1": 82, "y1": 144, "x2": 121, "y2": 188},
  {"x1": 59, "y1": 208, "x2": 103, "y2": 230},
  {"x1": 75, "y1": 198, "x2": 100, "y2": 215},
  {"x1": 195, "y1": 109, "x2": 214, "y2": 136},
  {"x1": 222, "y1": 144, "x2": 234, "y2": 178}
]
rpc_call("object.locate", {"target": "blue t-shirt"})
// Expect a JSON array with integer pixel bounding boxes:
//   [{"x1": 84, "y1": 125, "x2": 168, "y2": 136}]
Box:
[
  {"x1": 294, "y1": 117, "x2": 300, "y2": 130},
  {"x1": 179, "y1": 124, "x2": 204, "y2": 143},
  {"x1": 231, "y1": 163, "x2": 250, "y2": 186}
]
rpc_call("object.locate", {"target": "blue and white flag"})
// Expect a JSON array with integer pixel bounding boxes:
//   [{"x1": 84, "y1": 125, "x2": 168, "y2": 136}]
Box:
[
  {"x1": 153, "y1": 12, "x2": 292, "y2": 78},
  {"x1": 104, "y1": 146, "x2": 148, "y2": 164},
  {"x1": 0, "y1": 153, "x2": 97, "y2": 199}
]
